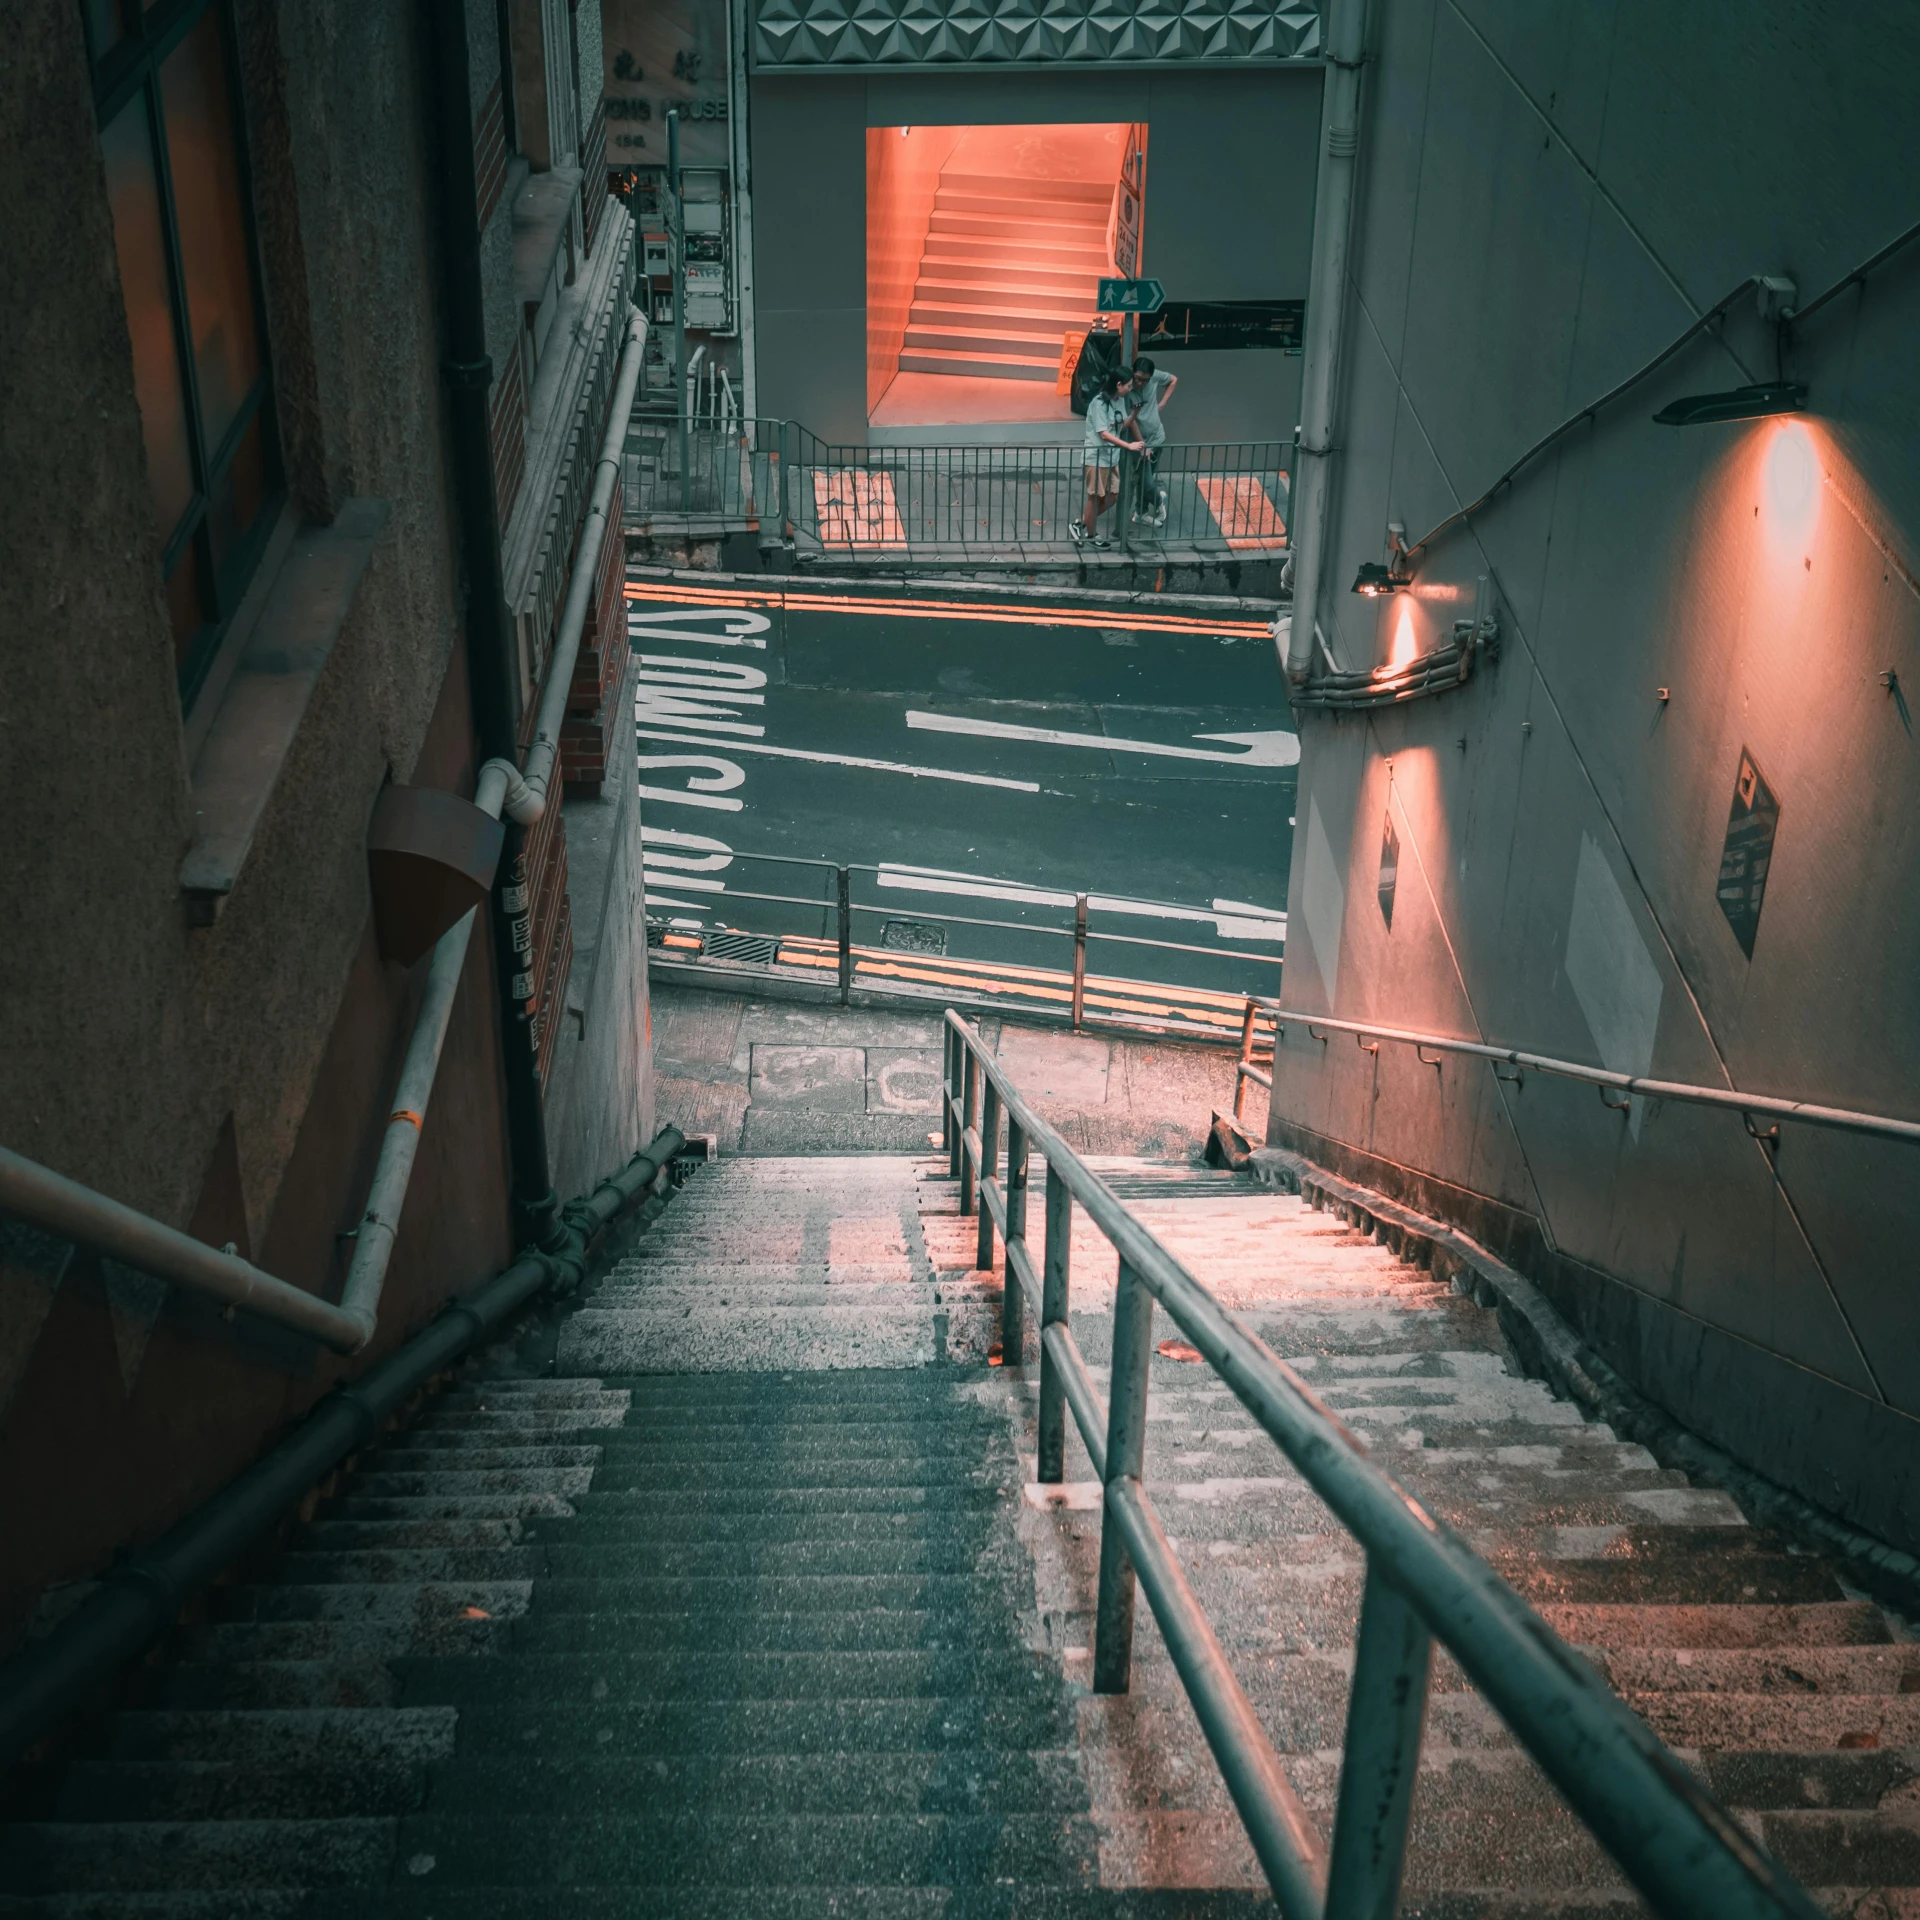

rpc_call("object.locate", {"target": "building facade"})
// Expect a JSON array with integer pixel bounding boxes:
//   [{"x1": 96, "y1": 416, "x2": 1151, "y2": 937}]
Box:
[
  {"x1": 1270, "y1": 0, "x2": 1920, "y2": 1553},
  {"x1": 0, "y1": 0, "x2": 651, "y2": 1649},
  {"x1": 604, "y1": 0, "x2": 1324, "y2": 446}
]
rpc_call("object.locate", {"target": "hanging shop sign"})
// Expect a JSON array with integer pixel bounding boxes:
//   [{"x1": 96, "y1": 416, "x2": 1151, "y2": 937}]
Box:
[{"x1": 1136, "y1": 300, "x2": 1305, "y2": 352}]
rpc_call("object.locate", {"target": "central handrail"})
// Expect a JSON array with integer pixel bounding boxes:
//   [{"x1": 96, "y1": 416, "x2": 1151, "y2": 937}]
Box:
[{"x1": 941, "y1": 1010, "x2": 1822, "y2": 1920}]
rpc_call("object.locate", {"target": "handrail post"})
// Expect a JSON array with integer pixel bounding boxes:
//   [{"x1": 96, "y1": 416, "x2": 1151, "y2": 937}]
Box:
[
  {"x1": 976, "y1": 1071, "x2": 1001, "y2": 1275},
  {"x1": 1234, "y1": 999, "x2": 1258, "y2": 1124},
  {"x1": 1094, "y1": 1257, "x2": 1154, "y2": 1694},
  {"x1": 943, "y1": 1024, "x2": 961, "y2": 1174},
  {"x1": 1001, "y1": 1115, "x2": 1029, "y2": 1365},
  {"x1": 836, "y1": 865, "x2": 852, "y2": 1006},
  {"x1": 1072, "y1": 893, "x2": 1089, "y2": 1032},
  {"x1": 1325, "y1": 1565, "x2": 1433, "y2": 1920},
  {"x1": 959, "y1": 1048, "x2": 979, "y2": 1217},
  {"x1": 1037, "y1": 1162, "x2": 1072, "y2": 1481}
]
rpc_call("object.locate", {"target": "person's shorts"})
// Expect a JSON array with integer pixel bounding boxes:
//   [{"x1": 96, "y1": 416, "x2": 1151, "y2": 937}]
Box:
[{"x1": 1084, "y1": 461, "x2": 1118, "y2": 498}]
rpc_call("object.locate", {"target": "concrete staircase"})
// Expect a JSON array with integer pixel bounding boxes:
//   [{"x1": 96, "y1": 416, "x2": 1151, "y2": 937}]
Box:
[
  {"x1": 5, "y1": 1147, "x2": 1919, "y2": 1913},
  {"x1": 900, "y1": 173, "x2": 1114, "y2": 385}
]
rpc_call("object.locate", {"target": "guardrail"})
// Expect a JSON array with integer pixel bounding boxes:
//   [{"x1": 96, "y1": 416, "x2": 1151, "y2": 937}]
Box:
[
  {"x1": 941, "y1": 1008, "x2": 1823, "y2": 1920},
  {"x1": 623, "y1": 415, "x2": 1292, "y2": 560},
  {"x1": 642, "y1": 848, "x2": 1285, "y2": 1044},
  {"x1": 1253, "y1": 996, "x2": 1920, "y2": 1148}
]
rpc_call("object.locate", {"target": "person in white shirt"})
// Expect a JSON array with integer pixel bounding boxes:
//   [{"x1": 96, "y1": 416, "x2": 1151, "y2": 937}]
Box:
[
  {"x1": 1124, "y1": 358, "x2": 1178, "y2": 525},
  {"x1": 1072, "y1": 369, "x2": 1146, "y2": 548}
]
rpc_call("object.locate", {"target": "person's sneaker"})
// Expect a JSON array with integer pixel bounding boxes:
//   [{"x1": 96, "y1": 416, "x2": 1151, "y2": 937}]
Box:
[
  {"x1": 1091, "y1": 533, "x2": 1112, "y2": 548},
  {"x1": 1068, "y1": 522, "x2": 1087, "y2": 546},
  {"x1": 1152, "y1": 507, "x2": 1168, "y2": 526}
]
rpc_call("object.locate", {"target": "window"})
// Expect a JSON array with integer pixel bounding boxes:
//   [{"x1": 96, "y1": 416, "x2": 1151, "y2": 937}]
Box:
[{"x1": 88, "y1": 0, "x2": 283, "y2": 710}]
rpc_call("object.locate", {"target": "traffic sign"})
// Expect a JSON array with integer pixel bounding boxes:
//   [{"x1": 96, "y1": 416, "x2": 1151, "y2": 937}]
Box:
[{"x1": 1097, "y1": 277, "x2": 1165, "y2": 314}]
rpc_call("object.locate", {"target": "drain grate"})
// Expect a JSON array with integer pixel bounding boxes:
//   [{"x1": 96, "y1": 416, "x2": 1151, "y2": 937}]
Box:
[
  {"x1": 881, "y1": 918, "x2": 947, "y2": 955},
  {"x1": 704, "y1": 930, "x2": 782, "y2": 966}
]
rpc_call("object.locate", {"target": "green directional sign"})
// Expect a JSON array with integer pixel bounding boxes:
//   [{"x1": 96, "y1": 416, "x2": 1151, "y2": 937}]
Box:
[{"x1": 1097, "y1": 277, "x2": 1166, "y2": 314}]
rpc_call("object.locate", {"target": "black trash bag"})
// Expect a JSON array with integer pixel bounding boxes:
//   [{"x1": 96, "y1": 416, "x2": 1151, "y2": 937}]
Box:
[{"x1": 1070, "y1": 324, "x2": 1123, "y2": 417}]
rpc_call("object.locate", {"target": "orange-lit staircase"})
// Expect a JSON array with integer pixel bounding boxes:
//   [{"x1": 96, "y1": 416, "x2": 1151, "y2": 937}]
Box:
[{"x1": 900, "y1": 171, "x2": 1114, "y2": 383}]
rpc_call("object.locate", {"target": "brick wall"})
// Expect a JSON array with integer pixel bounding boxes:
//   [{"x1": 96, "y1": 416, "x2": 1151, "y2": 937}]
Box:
[
  {"x1": 560, "y1": 471, "x2": 630, "y2": 792},
  {"x1": 474, "y1": 76, "x2": 508, "y2": 231},
  {"x1": 489, "y1": 343, "x2": 527, "y2": 532},
  {"x1": 580, "y1": 96, "x2": 608, "y2": 254}
]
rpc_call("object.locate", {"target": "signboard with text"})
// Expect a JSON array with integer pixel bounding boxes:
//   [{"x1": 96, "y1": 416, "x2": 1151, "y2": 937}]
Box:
[{"x1": 1137, "y1": 300, "x2": 1305, "y2": 352}]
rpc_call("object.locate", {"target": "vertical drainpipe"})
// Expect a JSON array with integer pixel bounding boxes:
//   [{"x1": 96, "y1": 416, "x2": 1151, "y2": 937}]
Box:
[
  {"x1": 425, "y1": 0, "x2": 563, "y2": 1248},
  {"x1": 1283, "y1": 0, "x2": 1369, "y2": 685}
]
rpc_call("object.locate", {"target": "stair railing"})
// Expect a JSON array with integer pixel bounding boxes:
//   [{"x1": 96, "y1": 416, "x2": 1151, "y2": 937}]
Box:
[
  {"x1": 1244, "y1": 994, "x2": 1920, "y2": 1146},
  {"x1": 941, "y1": 1008, "x2": 1823, "y2": 1920}
]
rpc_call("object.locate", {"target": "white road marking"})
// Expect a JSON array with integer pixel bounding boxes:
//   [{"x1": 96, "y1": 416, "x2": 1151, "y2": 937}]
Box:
[
  {"x1": 876, "y1": 863, "x2": 1285, "y2": 943},
  {"x1": 641, "y1": 827, "x2": 734, "y2": 873},
  {"x1": 634, "y1": 727, "x2": 1040, "y2": 793},
  {"x1": 638, "y1": 754, "x2": 746, "y2": 813},
  {"x1": 627, "y1": 609, "x2": 770, "y2": 648},
  {"x1": 903, "y1": 711, "x2": 1300, "y2": 768},
  {"x1": 635, "y1": 656, "x2": 769, "y2": 691}
]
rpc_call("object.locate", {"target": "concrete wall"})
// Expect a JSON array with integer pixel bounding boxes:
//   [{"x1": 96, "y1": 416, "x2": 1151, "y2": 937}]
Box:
[
  {"x1": 751, "y1": 65, "x2": 1321, "y2": 441},
  {"x1": 1272, "y1": 0, "x2": 1920, "y2": 1551},
  {"x1": 866, "y1": 123, "x2": 963, "y2": 413},
  {"x1": 0, "y1": 0, "x2": 651, "y2": 1648}
]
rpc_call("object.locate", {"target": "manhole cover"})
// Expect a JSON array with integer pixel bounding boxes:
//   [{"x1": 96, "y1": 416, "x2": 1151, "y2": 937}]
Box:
[
  {"x1": 705, "y1": 930, "x2": 781, "y2": 966},
  {"x1": 881, "y1": 918, "x2": 947, "y2": 955}
]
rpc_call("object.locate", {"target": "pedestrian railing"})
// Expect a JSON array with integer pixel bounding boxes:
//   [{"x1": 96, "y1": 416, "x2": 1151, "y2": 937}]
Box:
[
  {"x1": 623, "y1": 412, "x2": 1292, "y2": 560},
  {"x1": 1251, "y1": 995, "x2": 1920, "y2": 1148},
  {"x1": 641, "y1": 847, "x2": 1284, "y2": 1044},
  {"x1": 941, "y1": 1009, "x2": 1823, "y2": 1920}
]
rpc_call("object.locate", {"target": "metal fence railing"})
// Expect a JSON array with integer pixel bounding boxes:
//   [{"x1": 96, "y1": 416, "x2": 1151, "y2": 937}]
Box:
[
  {"x1": 641, "y1": 847, "x2": 1286, "y2": 1045},
  {"x1": 624, "y1": 413, "x2": 1292, "y2": 561},
  {"x1": 942, "y1": 1011, "x2": 1824, "y2": 1920}
]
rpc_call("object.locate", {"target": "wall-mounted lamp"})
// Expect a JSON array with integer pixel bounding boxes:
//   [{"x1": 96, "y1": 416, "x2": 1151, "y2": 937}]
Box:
[
  {"x1": 1351, "y1": 522, "x2": 1414, "y2": 595},
  {"x1": 1652, "y1": 381, "x2": 1808, "y2": 427}
]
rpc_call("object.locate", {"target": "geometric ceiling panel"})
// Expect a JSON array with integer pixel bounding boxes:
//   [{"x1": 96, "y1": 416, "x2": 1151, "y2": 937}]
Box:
[{"x1": 753, "y1": 0, "x2": 1319, "y2": 66}]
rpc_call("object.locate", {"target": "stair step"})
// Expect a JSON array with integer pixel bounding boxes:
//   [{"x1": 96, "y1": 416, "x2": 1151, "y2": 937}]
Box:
[
  {"x1": 899, "y1": 351, "x2": 1059, "y2": 383},
  {"x1": 902, "y1": 330, "x2": 1069, "y2": 359},
  {"x1": 0, "y1": 1819, "x2": 394, "y2": 1894},
  {"x1": 365, "y1": 1810, "x2": 1103, "y2": 1889},
  {"x1": 942, "y1": 170, "x2": 1114, "y2": 199}
]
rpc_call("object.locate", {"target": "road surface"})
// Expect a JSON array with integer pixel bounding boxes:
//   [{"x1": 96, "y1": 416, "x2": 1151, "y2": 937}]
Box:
[{"x1": 627, "y1": 575, "x2": 1297, "y2": 1002}]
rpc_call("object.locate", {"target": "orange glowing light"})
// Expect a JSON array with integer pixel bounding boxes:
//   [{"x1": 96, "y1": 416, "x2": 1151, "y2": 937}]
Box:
[
  {"x1": 1762, "y1": 421, "x2": 1819, "y2": 541},
  {"x1": 1389, "y1": 597, "x2": 1419, "y2": 668}
]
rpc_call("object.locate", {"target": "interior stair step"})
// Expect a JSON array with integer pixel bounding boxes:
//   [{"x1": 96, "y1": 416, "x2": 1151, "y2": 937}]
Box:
[{"x1": 899, "y1": 350, "x2": 1060, "y2": 383}]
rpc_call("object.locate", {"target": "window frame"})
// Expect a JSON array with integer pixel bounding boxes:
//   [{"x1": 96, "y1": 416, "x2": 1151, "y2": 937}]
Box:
[{"x1": 87, "y1": 0, "x2": 285, "y2": 713}]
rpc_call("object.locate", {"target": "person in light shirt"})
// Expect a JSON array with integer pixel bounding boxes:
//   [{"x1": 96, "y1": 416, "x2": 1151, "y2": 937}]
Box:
[{"x1": 1071, "y1": 369, "x2": 1146, "y2": 548}]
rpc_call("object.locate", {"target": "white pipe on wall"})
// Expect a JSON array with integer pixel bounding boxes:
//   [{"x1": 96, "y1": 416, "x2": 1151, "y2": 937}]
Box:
[{"x1": 1283, "y1": 0, "x2": 1370, "y2": 684}]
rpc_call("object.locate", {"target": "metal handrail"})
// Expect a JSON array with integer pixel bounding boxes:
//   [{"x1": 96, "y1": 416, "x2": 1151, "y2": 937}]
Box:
[
  {"x1": 646, "y1": 847, "x2": 1284, "y2": 1042},
  {"x1": 1251, "y1": 998, "x2": 1920, "y2": 1147},
  {"x1": 1, "y1": 321, "x2": 653, "y2": 1354},
  {"x1": 941, "y1": 1009, "x2": 1822, "y2": 1920}
]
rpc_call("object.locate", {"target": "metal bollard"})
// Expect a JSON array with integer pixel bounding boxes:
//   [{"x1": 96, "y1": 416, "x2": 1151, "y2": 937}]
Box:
[
  {"x1": 1093, "y1": 1258, "x2": 1155, "y2": 1694},
  {"x1": 1001, "y1": 1117, "x2": 1029, "y2": 1365},
  {"x1": 1071, "y1": 894, "x2": 1089, "y2": 1032},
  {"x1": 836, "y1": 866, "x2": 852, "y2": 1006},
  {"x1": 976, "y1": 1073, "x2": 1001, "y2": 1275},
  {"x1": 1037, "y1": 1163, "x2": 1071, "y2": 1482}
]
